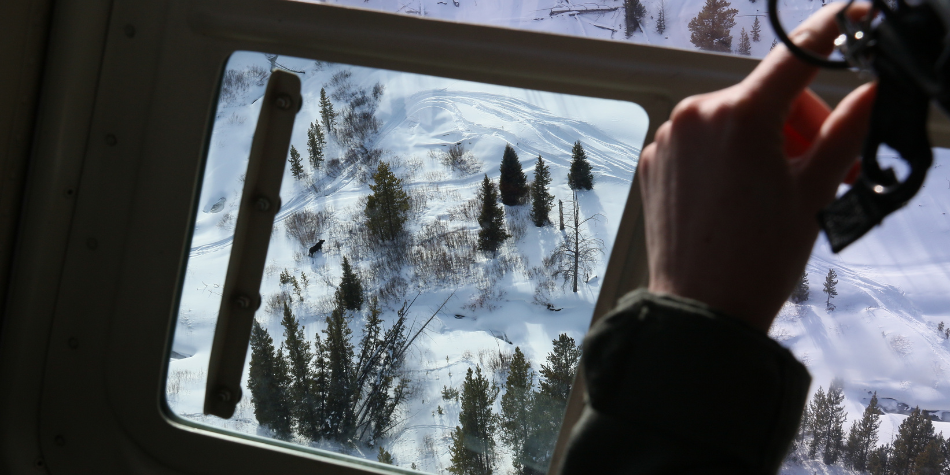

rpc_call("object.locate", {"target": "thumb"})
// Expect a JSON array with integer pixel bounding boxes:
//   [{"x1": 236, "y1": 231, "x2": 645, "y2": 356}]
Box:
[{"x1": 796, "y1": 82, "x2": 877, "y2": 210}]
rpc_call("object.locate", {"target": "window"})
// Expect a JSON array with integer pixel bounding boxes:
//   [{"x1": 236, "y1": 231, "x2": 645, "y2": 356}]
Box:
[{"x1": 168, "y1": 52, "x2": 647, "y2": 472}]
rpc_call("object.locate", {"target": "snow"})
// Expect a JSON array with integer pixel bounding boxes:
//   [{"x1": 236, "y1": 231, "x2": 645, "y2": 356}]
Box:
[{"x1": 165, "y1": 1, "x2": 950, "y2": 473}]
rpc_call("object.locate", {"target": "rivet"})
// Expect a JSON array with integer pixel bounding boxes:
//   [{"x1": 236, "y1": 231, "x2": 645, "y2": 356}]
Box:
[
  {"x1": 235, "y1": 295, "x2": 250, "y2": 308},
  {"x1": 255, "y1": 197, "x2": 271, "y2": 211},
  {"x1": 218, "y1": 388, "x2": 232, "y2": 402},
  {"x1": 105, "y1": 134, "x2": 117, "y2": 146},
  {"x1": 274, "y1": 94, "x2": 292, "y2": 110},
  {"x1": 124, "y1": 24, "x2": 136, "y2": 38},
  {"x1": 86, "y1": 238, "x2": 98, "y2": 250},
  {"x1": 68, "y1": 338, "x2": 78, "y2": 349},
  {"x1": 34, "y1": 456, "x2": 45, "y2": 468},
  {"x1": 65, "y1": 188, "x2": 75, "y2": 197},
  {"x1": 54, "y1": 435, "x2": 65, "y2": 447}
]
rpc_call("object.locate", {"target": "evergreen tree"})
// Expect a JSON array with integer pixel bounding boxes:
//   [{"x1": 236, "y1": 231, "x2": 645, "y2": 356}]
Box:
[
  {"x1": 335, "y1": 256, "x2": 364, "y2": 311},
  {"x1": 377, "y1": 447, "x2": 394, "y2": 465},
  {"x1": 567, "y1": 141, "x2": 593, "y2": 190},
  {"x1": 868, "y1": 444, "x2": 891, "y2": 475},
  {"x1": 501, "y1": 347, "x2": 535, "y2": 474},
  {"x1": 323, "y1": 304, "x2": 356, "y2": 439},
  {"x1": 319, "y1": 87, "x2": 335, "y2": 138},
  {"x1": 365, "y1": 161, "x2": 411, "y2": 242},
  {"x1": 624, "y1": 0, "x2": 647, "y2": 37},
  {"x1": 822, "y1": 380, "x2": 847, "y2": 464},
  {"x1": 477, "y1": 174, "x2": 510, "y2": 252},
  {"x1": 688, "y1": 0, "x2": 738, "y2": 52},
  {"x1": 790, "y1": 271, "x2": 809, "y2": 304},
  {"x1": 823, "y1": 268, "x2": 838, "y2": 311},
  {"x1": 530, "y1": 155, "x2": 554, "y2": 227},
  {"x1": 499, "y1": 144, "x2": 529, "y2": 206},
  {"x1": 891, "y1": 406, "x2": 936, "y2": 475},
  {"x1": 808, "y1": 386, "x2": 828, "y2": 459},
  {"x1": 913, "y1": 436, "x2": 945, "y2": 475},
  {"x1": 247, "y1": 321, "x2": 293, "y2": 440},
  {"x1": 770, "y1": 38, "x2": 778, "y2": 50},
  {"x1": 281, "y1": 302, "x2": 321, "y2": 440},
  {"x1": 449, "y1": 366, "x2": 499, "y2": 475},
  {"x1": 311, "y1": 332, "x2": 330, "y2": 437},
  {"x1": 307, "y1": 121, "x2": 326, "y2": 170},
  {"x1": 751, "y1": 16, "x2": 762, "y2": 42},
  {"x1": 737, "y1": 28, "x2": 752, "y2": 56},
  {"x1": 656, "y1": 0, "x2": 666, "y2": 34},
  {"x1": 528, "y1": 334, "x2": 582, "y2": 472},
  {"x1": 289, "y1": 145, "x2": 306, "y2": 180},
  {"x1": 845, "y1": 392, "x2": 882, "y2": 471}
]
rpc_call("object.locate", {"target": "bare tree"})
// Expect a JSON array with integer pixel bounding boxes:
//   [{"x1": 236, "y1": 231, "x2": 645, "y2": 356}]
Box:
[{"x1": 548, "y1": 191, "x2": 604, "y2": 293}]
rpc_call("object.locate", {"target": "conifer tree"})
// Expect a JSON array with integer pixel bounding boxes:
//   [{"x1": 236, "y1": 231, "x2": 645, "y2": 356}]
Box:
[
  {"x1": 335, "y1": 256, "x2": 364, "y2": 311},
  {"x1": 845, "y1": 392, "x2": 882, "y2": 471},
  {"x1": 737, "y1": 28, "x2": 752, "y2": 56},
  {"x1": 567, "y1": 141, "x2": 593, "y2": 190},
  {"x1": 365, "y1": 161, "x2": 411, "y2": 242},
  {"x1": 311, "y1": 332, "x2": 330, "y2": 437},
  {"x1": 868, "y1": 444, "x2": 891, "y2": 475},
  {"x1": 688, "y1": 0, "x2": 739, "y2": 52},
  {"x1": 821, "y1": 380, "x2": 847, "y2": 464},
  {"x1": 530, "y1": 155, "x2": 554, "y2": 227},
  {"x1": 808, "y1": 386, "x2": 828, "y2": 459},
  {"x1": 539, "y1": 334, "x2": 581, "y2": 407},
  {"x1": 656, "y1": 0, "x2": 666, "y2": 34},
  {"x1": 913, "y1": 437, "x2": 945, "y2": 475},
  {"x1": 528, "y1": 334, "x2": 582, "y2": 472},
  {"x1": 751, "y1": 16, "x2": 762, "y2": 42},
  {"x1": 307, "y1": 121, "x2": 326, "y2": 170},
  {"x1": 289, "y1": 145, "x2": 306, "y2": 180},
  {"x1": 624, "y1": 0, "x2": 647, "y2": 37},
  {"x1": 499, "y1": 144, "x2": 529, "y2": 206},
  {"x1": 449, "y1": 366, "x2": 498, "y2": 475},
  {"x1": 323, "y1": 304, "x2": 355, "y2": 439},
  {"x1": 281, "y1": 302, "x2": 321, "y2": 440},
  {"x1": 319, "y1": 87, "x2": 335, "y2": 138},
  {"x1": 248, "y1": 321, "x2": 293, "y2": 440},
  {"x1": 477, "y1": 174, "x2": 510, "y2": 252},
  {"x1": 823, "y1": 268, "x2": 838, "y2": 311},
  {"x1": 501, "y1": 347, "x2": 535, "y2": 474},
  {"x1": 890, "y1": 406, "x2": 935, "y2": 475},
  {"x1": 790, "y1": 271, "x2": 809, "y2": 304},
  {"x1": 377, "y1": 447, "x2": 394, "y2": 465}
]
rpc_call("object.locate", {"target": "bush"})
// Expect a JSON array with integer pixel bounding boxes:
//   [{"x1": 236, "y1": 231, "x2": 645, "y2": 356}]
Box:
[
  {"x1": 430, "y1": 143, "x2": 481, "y2": 175},
  {"x1": 284, "y1": 208, "x2": 334, "y2": 249}
]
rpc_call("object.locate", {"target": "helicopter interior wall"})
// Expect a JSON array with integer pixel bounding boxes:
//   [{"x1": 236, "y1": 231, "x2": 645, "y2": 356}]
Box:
[{"x1": 1, "y1": 0, "x2": 941, "y2": 474}]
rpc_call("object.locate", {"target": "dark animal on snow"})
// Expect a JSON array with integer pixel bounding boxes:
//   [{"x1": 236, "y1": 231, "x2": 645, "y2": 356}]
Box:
[{"x1": 308, "y1": 240, "x2": 326, "y2": 257}]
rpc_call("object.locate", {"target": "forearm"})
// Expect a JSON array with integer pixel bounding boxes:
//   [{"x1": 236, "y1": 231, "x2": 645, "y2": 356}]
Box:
[{"x1": 558, "y1": 290, "x2": 810, "y2": 475}]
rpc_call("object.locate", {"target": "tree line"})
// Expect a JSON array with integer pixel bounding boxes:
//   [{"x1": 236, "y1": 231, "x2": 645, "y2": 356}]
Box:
[{"x1": 448, "y1": 334, "x2": 582, "y2": 475}]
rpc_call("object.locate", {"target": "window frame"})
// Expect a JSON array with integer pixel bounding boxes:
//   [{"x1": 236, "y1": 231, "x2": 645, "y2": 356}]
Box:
[{"x1": 3, "y1": 0, "x2": 920, "y2": 473}]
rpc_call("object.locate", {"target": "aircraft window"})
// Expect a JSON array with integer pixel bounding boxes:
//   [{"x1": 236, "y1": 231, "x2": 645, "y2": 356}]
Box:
[
  {"x1": 167, "y1": 51, "x2": 646, "y2": 472},
  {"x1": 774, "y1": 148, "x2": 950, "y2": 471},
  {"x1": 314, "y1": 0, "x2": 843, "y2": 59}
]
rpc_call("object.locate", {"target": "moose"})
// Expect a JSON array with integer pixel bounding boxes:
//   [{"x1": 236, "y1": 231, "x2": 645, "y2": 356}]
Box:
[{"x1": 308, "y1": 239, "x2": 326, "y2": 258}]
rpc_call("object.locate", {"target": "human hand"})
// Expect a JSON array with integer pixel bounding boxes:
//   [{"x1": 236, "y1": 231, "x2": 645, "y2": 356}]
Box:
[{"x1": 639, "y1": 3, "x2": 877, "y2": 332}]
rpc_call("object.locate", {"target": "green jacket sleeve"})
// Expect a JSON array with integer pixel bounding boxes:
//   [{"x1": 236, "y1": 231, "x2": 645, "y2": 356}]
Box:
[{"x1": 557, "y1": 289, "x2": 811, "y2": 475}]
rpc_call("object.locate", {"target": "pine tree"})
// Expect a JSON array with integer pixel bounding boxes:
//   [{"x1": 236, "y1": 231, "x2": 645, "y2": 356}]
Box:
[
  {"x1": 845, "y1": 392, "x2": 882, "y2": 471},
  {"x1": 624, "y1": 0, "x2": 647, "y2": 37},
  {"x1": 449, "y1": 366, "x2": 498, "y2": 475},
  {"x1": 501, "y1": 347, "x2": 535, "y2": 474},
  {"x1": 477, "y1": 174, "x2": 510, "y2": 253},
  {"x1": 307, "y1": 121, "x2": 326, "y2": 170},
  {"x1": 281, "y1": 302, "x2": 321, "y2": 440},
  {"x1": 868, "y1": 444, "x2": 891, "y2": 475},
  {"x1": 247, "y1": 321, "x2": 293, "y2": 440},
  {"x1": 335, "y1": 256, "x2": 363, "y2": 311},
  {"x1": 289, "y1": 145, "x2": 306, "y2": 180},
  {"x1": 737, "y1": 27, "x2": 751, "y2": 56},
  {"x1": 751, "y1": 16, "x2": 762, "y2": 42},
  {"x1": 821, "y1": 380, "x2": 847, "y2": 464},
  {"x1": 311, "y1": 332, "x2": 330, "y2": 437},
  {"x1": 377, "y1": 447, "x2": 394, "y2": 465},
  {"x1": 567, "y1": 141, "x2": 593, "y2": 190},
  {"x1": 319, "y1": 87, "x2": 335, "y2": 138},
  {"x1": 323, "y1": 304, "x2": 355, "y2": 440},
  {"x1": 823, "y1": 268, "x2": 838, "y2": 311},
  {"x1": 530, "y1": 155, "x2": 554, "y2": 227},
  {"x1": 499, "y1": 144, "x2": 529, "y2": 206},
  {"x1": 790, "y1": 271, "x2": 809, "y2": 304},
  {"x1": 688, "y1": 0, "x2": 739, "y2": 52},
  {"x1": 656, "y1": 0, "x2": 666, "y2": 34},
  {"x1": 770, "y1": 38, "x2": 778, "y2": 50},
  {"x1": 527, "y1": 334, "x2": 582, "y2": 472},
  {"x1": 913, "y1": 436, "x2": 946, "y2": 475},
  {"x1": 365, "y1": 161, "x2": 411, "y2": 242},
  {"x1": 808, "y1": 386, "x2": 828, "y2": 459},
  {"x1": 891, "y1": 406, "x2": 936, "y2": 475}
]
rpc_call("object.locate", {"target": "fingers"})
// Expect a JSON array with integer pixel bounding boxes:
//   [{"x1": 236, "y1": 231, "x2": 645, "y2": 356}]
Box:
[
  {"x1": 785, "y1": 89, "x2": 831, "y2": 157},
  {"x1": 744, "y1": 2, "x2": 870, "y2": 113},
  {"x1": 797, "y1": 82, "x2": 877, "y2": 208}
]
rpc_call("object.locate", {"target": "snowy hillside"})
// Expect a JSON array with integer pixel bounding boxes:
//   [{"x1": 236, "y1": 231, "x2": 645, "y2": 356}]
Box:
[{"x1": 165, "y1": 2, "x2": 950, "y2": 474}]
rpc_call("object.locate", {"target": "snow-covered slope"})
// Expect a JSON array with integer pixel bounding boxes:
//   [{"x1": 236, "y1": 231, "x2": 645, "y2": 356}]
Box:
[{"x1": 166, "y1": 2, "x2": 950, "y2": 473}]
